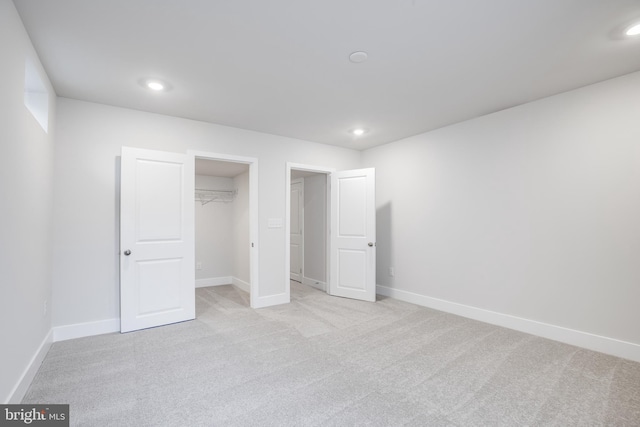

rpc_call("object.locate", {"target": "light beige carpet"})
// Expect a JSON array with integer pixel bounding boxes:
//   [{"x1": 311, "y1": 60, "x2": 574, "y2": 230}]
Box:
[{"x1": 23, "y1": 282, "x2": 640, "y2": 426}]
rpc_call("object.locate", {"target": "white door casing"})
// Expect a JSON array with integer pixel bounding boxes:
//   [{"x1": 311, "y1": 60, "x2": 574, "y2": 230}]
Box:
[
  {"x1": 330, "y1": 168, "x2": 376, "y2": 302},
  {"x1": 120, "y1": 147, "x2": 195, "y2": 333},
  {"x1": 290, "y1": 179, "x2": 303, "y2": 282}
]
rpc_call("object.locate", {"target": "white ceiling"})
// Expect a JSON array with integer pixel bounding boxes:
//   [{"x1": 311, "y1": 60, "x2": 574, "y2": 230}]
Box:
[{"x1": 14, "y1": 0, "x2": 640, "y2": 150}]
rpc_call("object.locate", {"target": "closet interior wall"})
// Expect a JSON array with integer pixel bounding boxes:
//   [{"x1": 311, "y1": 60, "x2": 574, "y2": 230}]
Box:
[{"x1": 195, "y1": 172, "x2": 249, "y2": 290}]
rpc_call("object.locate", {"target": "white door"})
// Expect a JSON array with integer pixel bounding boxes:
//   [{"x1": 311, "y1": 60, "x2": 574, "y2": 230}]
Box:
[
  {"x1": 120, "y1": 147, "x2": 195, "y2": 333},
  {"x1": 330, "y1": 168, "x2": 376, "y2": 302},
  {"x1": 290, "y1": 179, "x2": 303, "y2": 282}
]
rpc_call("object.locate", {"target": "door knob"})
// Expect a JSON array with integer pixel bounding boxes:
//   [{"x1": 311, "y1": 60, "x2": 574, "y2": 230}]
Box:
[
  {"x1": 368, "y1": 242, "x2": 374, "y2": 247},
  {"x1": 124, "y1": 250, "x2": 131, "y2": 256}
]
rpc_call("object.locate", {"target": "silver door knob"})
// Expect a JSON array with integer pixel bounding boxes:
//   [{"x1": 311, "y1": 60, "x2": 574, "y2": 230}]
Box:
[
  {"x1": 368, "y1": 242, "x2": 374, "y2": 247},
  {"x1": 124, "y1": 250, "x2": 131, "y2": 256}
]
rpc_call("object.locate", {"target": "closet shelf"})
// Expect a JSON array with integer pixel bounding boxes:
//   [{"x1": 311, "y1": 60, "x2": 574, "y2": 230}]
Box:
[{"x1": 195, "y1": 188, "x2": 237, "y2": 205}]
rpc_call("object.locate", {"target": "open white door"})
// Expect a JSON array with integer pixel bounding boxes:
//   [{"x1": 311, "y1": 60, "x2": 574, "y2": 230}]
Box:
[
  {"x1": 120, "y1": 147, "x2": 195, "y2": 333},
  {"x1": 330, "y1": 168, "x2": 376, "y2": 302}
]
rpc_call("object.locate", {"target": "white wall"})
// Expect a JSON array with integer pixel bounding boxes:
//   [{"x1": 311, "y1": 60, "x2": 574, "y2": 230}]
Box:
[
  {"x1": 233, "y1": 171, "x2": 250, "y2": 285},
  {"x1": 363, "y1": 71, "x2": 640, "y2": 354},
  {"x1": 51, "y1": 97, "x2": 361, "y2": 326},
  {"x1": 0, "y1": 0, "x2": 56, "y2": 403},
  {"x1": 303, "y1": 174, "x2": 327, "y2": 285},
  {"x1": 195, "y1": 175, "x2": 234, "y2": 281}
]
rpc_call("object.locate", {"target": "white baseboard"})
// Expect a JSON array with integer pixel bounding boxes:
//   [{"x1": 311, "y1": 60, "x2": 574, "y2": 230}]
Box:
[
  {"x1": 52, "y1": 278, "x2": 242, "y2": 343},
  {"x1": 251, "y1": 292, "x2": 289, "y2": 309},
  {"x1": 53, "y1": 318, "x2": 120, "y2": 342},
  {"x1": 8, "y1": 329, "x2": 53, "y2": 403},
  {"x1": 302, "y1": 277, "x2": 326, "y2": 291},
  {"x1": 377, "y1": 285, "x2": 640, "y2": 363},
  {"x1": 196, "y1": 276, "x2": 232, "y2": 288},
  {"x1": 48, "y1": 276, "x2": 298, "y2": 343},
  {"x1": 232, "y1": 277, "x2": 251, "y2": 293},
  {"x1": 197, "y1": 276, "x2": 249, "y2": 293}
]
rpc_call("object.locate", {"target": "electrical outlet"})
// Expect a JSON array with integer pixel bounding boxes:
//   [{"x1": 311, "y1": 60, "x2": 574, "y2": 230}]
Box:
[
  {"x1": 196, "y1": 261, "x2": 202, "y2": 270},
  {"x1": 43, "y1": 300, "x2": 47, "y2": 316},
  {"x1": 389, "y1": 267, "x2": 395, "y2": 277}
]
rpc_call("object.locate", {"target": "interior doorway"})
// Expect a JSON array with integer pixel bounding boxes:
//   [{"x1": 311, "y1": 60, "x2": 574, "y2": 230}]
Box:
[
  {"x1": 290, "y1": 177, "x2": 304, "y2": 283},
  {"x1": 194, "y1": 158, "x2": 250, "y2": 301},
  {"x1": 289, "y1": 170, "x2": 329, "y2": 291},
  {"x1": 286, "y1": 163, "x2": 333, "y2": 301},
  {"x1": 285, "y1": 162, "x2": 377, "y2": 304},
  {"x1": 190, "y1": 151, "x2": 260, "y2": 308}
]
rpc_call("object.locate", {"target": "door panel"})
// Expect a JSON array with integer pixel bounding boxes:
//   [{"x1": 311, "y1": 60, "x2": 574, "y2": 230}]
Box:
[
  {"x1": 338, "y1": 176, "x2": 367, "y2": 237},
  {"x1": 137, "y1": 258, "x2": 183, "y2": 314},
  {"x1": 337, "y1": 249, "x2": 367, "y2": 290},
  {"x1": 136, "y1": 160, "x2": 184, "y2": 241},
  {"x1": 120, "y1": 147, "x2": 195, "y2": 333},
  {"x1": 330, "y1": 168, "x2": 376, "y2": 302}
]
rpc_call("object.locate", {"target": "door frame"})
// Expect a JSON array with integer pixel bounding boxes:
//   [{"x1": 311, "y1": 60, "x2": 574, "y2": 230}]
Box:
[
  {"x1": 285, "y1": 163, "x2": 334, "y2": 300},
  {"x1": 189, "y1": 150, "x2": 260, "y2": 308}
]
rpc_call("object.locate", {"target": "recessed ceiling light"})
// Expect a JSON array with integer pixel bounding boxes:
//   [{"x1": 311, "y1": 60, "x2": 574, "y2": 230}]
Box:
[
  {"x1": 626, "y1": 23, "x2": 640, "y2": 36},
  {"x1": 351, "y1": 128, "x2": 367, "y2": 137},
  {"x1": 349, "y1": 51, "x2": 368, "y2": 63},
  {"x1": 147, "y1": 81, "x2": 165, "y2": 91},
  {"x1": 139, "y1": 78, "x2": 171, "y2": 92}
]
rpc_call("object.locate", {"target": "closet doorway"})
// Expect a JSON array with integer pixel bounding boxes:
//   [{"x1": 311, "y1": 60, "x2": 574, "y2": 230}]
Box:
[{"x1": 191, "y1": 151, "x2": 260, "y2": 308}]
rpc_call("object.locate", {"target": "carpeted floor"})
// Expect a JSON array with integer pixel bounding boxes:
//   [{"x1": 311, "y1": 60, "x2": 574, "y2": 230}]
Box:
[{"x1": 23, "y1": 282, "x2": 640, "y2": 426}]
